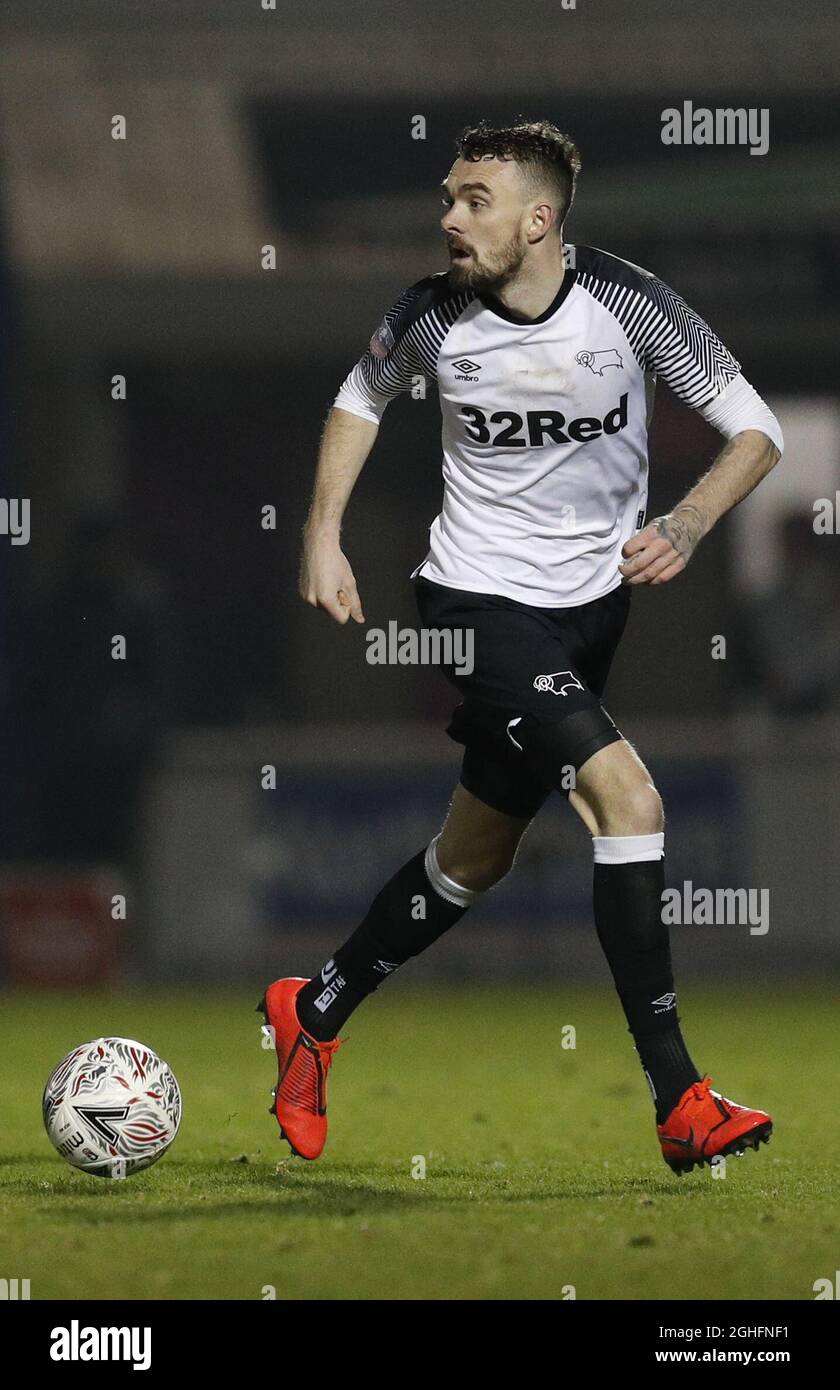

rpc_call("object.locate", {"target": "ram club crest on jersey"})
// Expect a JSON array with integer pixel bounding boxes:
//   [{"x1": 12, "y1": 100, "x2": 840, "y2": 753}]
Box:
[{"x1": 576, "y1": 348, "x2": 623, "y2": 375}]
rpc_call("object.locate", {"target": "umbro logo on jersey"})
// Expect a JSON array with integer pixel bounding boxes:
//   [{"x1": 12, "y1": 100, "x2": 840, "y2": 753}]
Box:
[
  {"x1": 533, "y1": 671, "x2": 584, "y2": 696},
  {"x1": 453, "y1": 358, "x2": 482, "y2": 380},
  {"x1": 652, "y1": 991, "x2": 677, "y2": 1013},
  {"x1": 575, "y1": 348, "x2": 623, "y2": 375}
]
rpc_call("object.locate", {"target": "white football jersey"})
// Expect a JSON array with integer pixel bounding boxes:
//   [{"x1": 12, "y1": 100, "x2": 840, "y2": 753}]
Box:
[{"x1": 334, "y1": 245, "x2": 746, "y2": 607}]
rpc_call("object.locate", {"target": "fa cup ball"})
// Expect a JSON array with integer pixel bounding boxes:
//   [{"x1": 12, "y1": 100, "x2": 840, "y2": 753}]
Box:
[{"x1": 43, "y1": 1037, "x2": 182, "y2": 1178}]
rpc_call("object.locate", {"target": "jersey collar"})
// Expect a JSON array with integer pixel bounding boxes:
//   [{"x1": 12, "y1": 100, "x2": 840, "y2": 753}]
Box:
[{"x1": 478, "y1": 267, "x2": 577, "y2": 325}]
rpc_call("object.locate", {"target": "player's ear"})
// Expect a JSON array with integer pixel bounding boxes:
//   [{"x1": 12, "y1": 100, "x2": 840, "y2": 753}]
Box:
[{"x1": 528, "y1": 201, "x2": 555, "y2": 243}]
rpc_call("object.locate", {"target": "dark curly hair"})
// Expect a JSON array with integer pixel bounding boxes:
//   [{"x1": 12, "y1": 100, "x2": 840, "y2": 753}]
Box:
[{"x1": 455, "y1": 118, "x2": 581, "y2": 233}]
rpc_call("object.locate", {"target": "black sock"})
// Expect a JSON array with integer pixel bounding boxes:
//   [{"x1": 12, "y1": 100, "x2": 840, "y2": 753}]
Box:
[
  {"x1": 593, "y1": 847, "x2": 700, "y2": 1123},
  {"x1": 295, "y1": 843, "x2": 474, "y2": 1040}
]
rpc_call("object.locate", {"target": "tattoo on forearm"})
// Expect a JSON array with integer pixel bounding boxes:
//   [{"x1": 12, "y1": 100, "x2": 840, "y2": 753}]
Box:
[{"x1": 653, "y1": 504, "x2": 706, "y2": 559}]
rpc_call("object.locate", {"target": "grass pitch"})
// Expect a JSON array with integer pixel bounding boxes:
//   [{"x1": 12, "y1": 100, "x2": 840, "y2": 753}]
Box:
[{"x1": 1, "y1": 983, "x2": 835, "y2": 1301}]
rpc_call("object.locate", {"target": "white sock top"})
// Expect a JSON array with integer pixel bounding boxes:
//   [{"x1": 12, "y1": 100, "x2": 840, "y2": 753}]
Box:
[
  {"x1": 593, "y1": 833, "x2": 665, "y2": 865},
  {"x1": 424, "y1": 834, "x2": 485, "y2": 908}
]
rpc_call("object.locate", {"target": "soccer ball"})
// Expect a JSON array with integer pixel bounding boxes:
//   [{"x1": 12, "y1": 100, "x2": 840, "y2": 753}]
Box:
[{"x1": 42, "y1": 1037, "x2": 182, "y2": 1179}]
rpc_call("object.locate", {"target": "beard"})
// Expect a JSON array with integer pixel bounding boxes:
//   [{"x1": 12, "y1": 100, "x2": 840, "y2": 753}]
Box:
[{"x1": 447, "y1": 227, "x2": 528, "y2": 292}]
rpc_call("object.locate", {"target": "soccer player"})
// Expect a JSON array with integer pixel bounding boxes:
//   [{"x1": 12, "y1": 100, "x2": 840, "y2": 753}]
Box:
[{"x1": 260, "y1": 119, "x2": 783, "y2": 1174}]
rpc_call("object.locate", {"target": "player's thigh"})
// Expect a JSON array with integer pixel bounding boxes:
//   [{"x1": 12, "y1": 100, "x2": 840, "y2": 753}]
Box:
[
  {"x1": 436, "y1": 782, "x2": 533, "y2": 885},
  {"x1": 429, "y1": 591, "x2": 622, "y2": 795},
  {"x1": 569, "y1": 738, "x2": 663, "y2": 837}
]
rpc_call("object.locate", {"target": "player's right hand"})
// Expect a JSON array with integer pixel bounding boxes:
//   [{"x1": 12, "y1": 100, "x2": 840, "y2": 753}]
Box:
[{"x1": 299, "y1": 537, "x2": 365, "y2": 625}]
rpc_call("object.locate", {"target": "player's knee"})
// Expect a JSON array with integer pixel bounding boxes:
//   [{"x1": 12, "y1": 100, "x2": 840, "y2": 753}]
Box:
[
  {"x1": 435, "y1": 837, "x2": 519, "y2": 893},
  {"x1": 595, "y1": 780, "x2": 664, "y2": 837},
  {"x1": 624, "y1": 781, "x2": 664, "y2": 835}
]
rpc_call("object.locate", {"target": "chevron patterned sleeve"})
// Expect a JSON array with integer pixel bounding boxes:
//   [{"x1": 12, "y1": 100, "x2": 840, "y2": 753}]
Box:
[
  {"x1": 640, "y1": 274, "x2": 741, "y2": 411},
  {"x1": 333, "y1": 283, "x2": 426, "y2": 424}
]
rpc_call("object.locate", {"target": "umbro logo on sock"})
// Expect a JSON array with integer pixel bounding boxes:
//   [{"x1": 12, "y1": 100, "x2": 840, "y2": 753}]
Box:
[
  {"x1": 651, "y1": 992, "x2": 677, "y2": 1013},
  {"x1": 373, "y1": 960, "x2": 398, "y2": 975}
]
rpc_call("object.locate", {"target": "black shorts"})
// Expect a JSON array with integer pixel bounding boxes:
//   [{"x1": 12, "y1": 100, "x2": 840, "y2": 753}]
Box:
[{"x1": 414, "y1": 575, "x2": 631, "y2": 820}]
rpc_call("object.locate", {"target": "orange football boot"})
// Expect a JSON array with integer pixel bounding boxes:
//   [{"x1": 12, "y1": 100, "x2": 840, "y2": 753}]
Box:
[
  {"x1": 256, "y1": 978, "x2": 343, "y2": 1160},
  {"x1": 658, "y1": 1075, "x2": 773, "y2": 1175}
]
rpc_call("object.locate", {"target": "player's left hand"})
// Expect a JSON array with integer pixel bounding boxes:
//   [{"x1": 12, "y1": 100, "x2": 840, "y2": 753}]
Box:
[{"x1": 619, "y1": 510, "x2": 704, "y2": 586}]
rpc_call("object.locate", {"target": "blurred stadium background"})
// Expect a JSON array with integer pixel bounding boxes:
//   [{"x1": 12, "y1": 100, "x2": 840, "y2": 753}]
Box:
[{"x1": 1, "y1": 0, "x2": 839, "y2": 1000}]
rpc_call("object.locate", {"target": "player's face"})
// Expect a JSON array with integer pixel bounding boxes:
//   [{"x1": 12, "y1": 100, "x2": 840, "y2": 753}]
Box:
[{"x1": 440, "y1": 157, "x2": 530, "y2": 291}]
